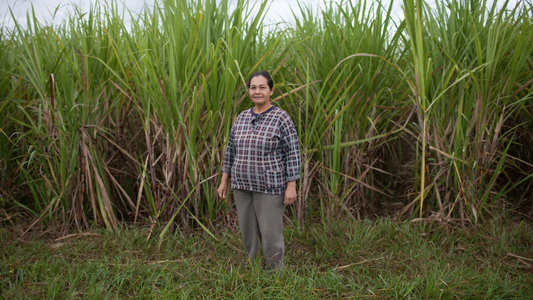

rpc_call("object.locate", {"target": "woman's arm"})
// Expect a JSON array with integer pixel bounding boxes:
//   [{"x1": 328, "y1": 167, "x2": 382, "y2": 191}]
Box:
[
  {"x1": 221, "y1": 125, "x2": 236, "y2": 176},
  {"x1": 280, "y1": 116, "x2": 301, "y2": 183},
  {"x1": 219, "y1": 123, "x2": 236, "y2": 199},
  {"x1": 280, "y1": 113, "x2": 301, "y2": 206}
]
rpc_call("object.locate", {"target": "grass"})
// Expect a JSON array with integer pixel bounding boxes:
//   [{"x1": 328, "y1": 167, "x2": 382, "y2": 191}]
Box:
[{"x1": 1, "y1": 218, "x2": 532, "y2": 299}]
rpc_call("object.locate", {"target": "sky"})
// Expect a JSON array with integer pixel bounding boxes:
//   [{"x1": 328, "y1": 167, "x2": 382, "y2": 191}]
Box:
[
  {"x1": 0, "y1": 0, "x2": 522, "y2": 30},
  {"x1": 2, "y1": 0, "x2": 306, "y2": 29},
  {"x1": 0, "y1": 0, "x2": 344, "y2": 29}
]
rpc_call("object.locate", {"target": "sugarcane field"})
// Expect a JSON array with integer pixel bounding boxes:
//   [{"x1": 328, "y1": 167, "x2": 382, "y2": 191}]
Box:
[{"x1": 1, "y1": 0, "x2": 532, "y2": 298}]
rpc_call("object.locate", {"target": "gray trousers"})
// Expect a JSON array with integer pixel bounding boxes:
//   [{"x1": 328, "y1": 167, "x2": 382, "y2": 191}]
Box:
[{"x1": 233, "y1": 189, "x2": 285, "y2": 271}]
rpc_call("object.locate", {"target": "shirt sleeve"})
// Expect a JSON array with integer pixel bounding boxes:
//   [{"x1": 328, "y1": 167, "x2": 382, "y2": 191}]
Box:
[
  {"x1": 280, "y1": 114, "x2": 301, "y2": 182},
  {"x1": 222, "y1": 124, "x2": 236, "y2": 175}
]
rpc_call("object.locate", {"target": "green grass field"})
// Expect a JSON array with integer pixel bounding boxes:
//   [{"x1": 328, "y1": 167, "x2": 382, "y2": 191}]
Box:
[{"x1": 2, "y1": 219, "x2": 532, "y2": 299}]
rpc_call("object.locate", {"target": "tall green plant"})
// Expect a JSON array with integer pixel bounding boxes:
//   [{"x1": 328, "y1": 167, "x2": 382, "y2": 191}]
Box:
[
  {"x1": 283, "y1": 0, "x2": 404, "y2": 222},
  {"x1": 2, "y1": 0, "x2": 532, "y2": 233},
  {"x1": 401, "y1": 0, "x2": 533, "y2": 223}
]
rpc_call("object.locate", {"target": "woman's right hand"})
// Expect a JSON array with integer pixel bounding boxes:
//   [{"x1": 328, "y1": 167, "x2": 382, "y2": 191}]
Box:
[
  {"x1": 217, "y1": 172, "x2": 230, "y2": 199},
  {"x1": 217, "y1": 182, "x2": 227, "y2": 199}
]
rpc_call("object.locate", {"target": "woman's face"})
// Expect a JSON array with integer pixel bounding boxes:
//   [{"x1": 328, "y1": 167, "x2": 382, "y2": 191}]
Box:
[{"x1": 248, "y1": 76, "x2": 273, "y2": 106}]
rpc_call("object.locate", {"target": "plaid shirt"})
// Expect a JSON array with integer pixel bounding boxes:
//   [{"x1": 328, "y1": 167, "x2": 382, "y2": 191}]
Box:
[{"x1": 222, "y1": 106, "x2": 301, "y2": 195}]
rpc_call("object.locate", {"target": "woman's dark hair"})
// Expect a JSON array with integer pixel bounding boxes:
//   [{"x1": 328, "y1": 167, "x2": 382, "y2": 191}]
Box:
[{"x1": 247, "y1": 71, "x2": 274, "y2": 90}]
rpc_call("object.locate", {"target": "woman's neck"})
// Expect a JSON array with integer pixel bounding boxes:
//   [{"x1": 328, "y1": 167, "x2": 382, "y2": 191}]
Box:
[{"x1": 253, "y1": 103, "x2": 273, "y2": 114}]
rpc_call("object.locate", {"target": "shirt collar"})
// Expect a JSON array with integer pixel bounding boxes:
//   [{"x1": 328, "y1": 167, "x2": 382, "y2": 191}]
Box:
[{"x1": 250, "y1": 106, "x2": 276, "y2": 117}]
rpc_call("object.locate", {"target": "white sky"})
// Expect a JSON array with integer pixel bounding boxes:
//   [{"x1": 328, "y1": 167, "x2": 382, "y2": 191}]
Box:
[{"x1": 0, "y1": 0, "x2": 522, "y2": 30}]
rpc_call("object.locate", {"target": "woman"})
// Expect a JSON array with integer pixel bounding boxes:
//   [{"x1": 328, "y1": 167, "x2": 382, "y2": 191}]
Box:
[{"x1": 217, "y1": 71, "x2": 301, "y2": 273}]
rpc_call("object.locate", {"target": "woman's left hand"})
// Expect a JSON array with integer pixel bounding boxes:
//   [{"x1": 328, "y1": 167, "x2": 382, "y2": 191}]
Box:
[{"x1": 284, "y1": 181, "x2": 297, "y2": 206}]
